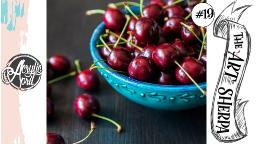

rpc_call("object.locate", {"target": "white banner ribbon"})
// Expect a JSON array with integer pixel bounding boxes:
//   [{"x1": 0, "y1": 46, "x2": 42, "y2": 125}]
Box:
[{"x1": 211, "y1": 1, "x2": 251, "y2": 143}]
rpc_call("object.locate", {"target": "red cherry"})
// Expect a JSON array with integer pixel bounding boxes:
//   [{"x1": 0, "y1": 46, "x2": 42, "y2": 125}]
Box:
[
  {"x1": 158, "y1": 71, "x2": 176, "y2": 85},
  {"x1": 167, "y1": 0, "x2": 186, "y2": 7},
  {"x1": 152, "y1": 43, "x2": 180, "y2": 71},
  {"x1": 166, "y1": 5, "x2": 186, "y2": 18},
  {"x1": 171, "y1": 39, "x2": 189, "y2": 56},
  {"x1": 74, "y1": 94, "x2": 100, "y2": 118},
  {"x1": 134, "y1": 49, "x2": 141, "y2": 57},
  {"x1": 107, "y1": 47, "x2": 133, "y2": 71},
  {"x1": 143, "y1": 4, "x2": 165, "y2": 24},
  {"x1": 162, "y1": 17, "x2": 184, "y2": 41},
  {"x1": 128, "y1": 56, "x2": 156, "y2": 82},
  {"x1": 139, "y1": 45, "x2": 156, "y2": 59},
  {"x1": 48, "y1": 55, "x2": 70, "y2": 73},
  {"x1": 100, "y1": 46, "x2": 111, "y2": 59},
  {"x1": 150, "y1": 0, "x2": 166, "y2": 7},
  {"x1": 128, "y1": 17, "x2": 137, "y2": 32},
  {"x1": 175, "y1": 57, "x2": 206, "y2": 84},
  {"x1": 47, "y1": 133, "x2": 65, "y2": 144},
  {"x1": 134, "y1": 17, "x2": 160, "y2": 45},
  {"x1": 47, "y1": 97, "x2": 54, "y2": 119},
  {"x1": 103, "y1": 8, "x2": 126, "y2": 32},
  {"x1": 181, "y1": 22, "x2": 201, "y2": 44},
  {"x1": 76, "y1": 69, "x2": 99, "y2": 91}
]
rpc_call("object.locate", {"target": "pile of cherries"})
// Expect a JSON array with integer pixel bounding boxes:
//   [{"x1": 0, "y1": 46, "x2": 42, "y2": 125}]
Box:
[
  {"x1": 89, "y1": 0, "x2": 206, "y2": 86},
  {"x1": 47, "y1": 56, "x2": 122, "y2": 144}
]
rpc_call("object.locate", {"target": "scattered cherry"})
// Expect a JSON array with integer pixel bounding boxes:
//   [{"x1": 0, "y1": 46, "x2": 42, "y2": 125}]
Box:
[
  {"x1": 47, "y1": 133, "x2": 65, "y2": 144},
  {"x1": 76, "y1": 69, "x2": 99, "y2": 91},
  {"x1": 48, "y1": 55, "x2": 70, "y2": 74}
]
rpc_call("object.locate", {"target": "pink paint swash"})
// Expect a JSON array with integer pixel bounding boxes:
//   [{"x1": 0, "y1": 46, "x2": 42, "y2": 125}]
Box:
[{"x1": 1, "y1": 0, "x2": 29, "y2": 143}]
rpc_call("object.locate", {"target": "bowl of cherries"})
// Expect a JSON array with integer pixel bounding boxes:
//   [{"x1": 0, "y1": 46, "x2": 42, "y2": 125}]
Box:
[{"x1": 88, "y1": 0, "x2": 206, "y2": 110}]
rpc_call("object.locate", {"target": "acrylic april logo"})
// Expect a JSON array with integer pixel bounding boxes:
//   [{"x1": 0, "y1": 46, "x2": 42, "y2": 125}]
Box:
[{"x1": 1, "y1": 54, "x2": 42, "y2": 91}]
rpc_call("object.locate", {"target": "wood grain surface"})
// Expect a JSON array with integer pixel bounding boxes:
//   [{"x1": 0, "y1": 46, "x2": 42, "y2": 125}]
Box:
[{"x1": 47, "y1": 0, "x2": 206, "y2": 144}]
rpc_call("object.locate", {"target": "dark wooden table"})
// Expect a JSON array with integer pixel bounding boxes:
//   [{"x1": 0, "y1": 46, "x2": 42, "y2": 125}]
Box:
[{"x1": 47, "y1": 0, "x2": 206, "y2": 144}]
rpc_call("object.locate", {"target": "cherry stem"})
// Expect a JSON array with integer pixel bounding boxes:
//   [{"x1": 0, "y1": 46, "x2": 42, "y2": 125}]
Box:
[
  {"x1": 198, "y1": 34, "x2": 207, "y2": 60},
  {"x1": 185, "y1": 13, "x2": 192, "y2": 20},
  {"x1": 140, "y1": 0, "x2": 144, "y2": 17},
  {"x1": 108, "y1": 1, "x2": 141, "y2": 7},
  {"x1": 114, "y1": 16, "x2": 131, "y2": 48},
  {"x1": 163, "y1": 0, "x2": 184, "y2": 9},
  {"x1": 74, "y1": 59, "x2": 82, "y2": 73},
  {"x1": 73, "y1": 121, "x2": 96, "y2": 144},
  {"x1": 180, "y1": 22, "x2": 203, "y2": 43},
  {"x1": 96, "y1": 42, "x2": 126, "y2": 47},
  {"x1": 99, "y1": 35, "x2": 112, "y2": 52},
  {"x1": 124, "y1": 3, "x2": 139, "y2": 20},
  {"x1": 48, "y1": 71, "x2": 76, "y2": 85},
  {"x1": 92, "y1": 113, "x2": 122, "y2": 133},
  {"x1": 174, "y1": 60, "x2": 206, "y2": 96},
  {"x1": 106, "y1": 29, "x2": 144, "y2": 52},
  {"x1": 86, "y1": 9, "x2": 105, "y2": 16}
]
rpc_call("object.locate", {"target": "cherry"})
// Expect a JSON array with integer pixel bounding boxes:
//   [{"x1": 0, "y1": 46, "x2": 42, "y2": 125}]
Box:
[
  {"x1": 134, "y1": 17, "x2": 160, "y2": 45},
  {"x1": 150, "y1": 0, "x2": 166, "y2": 7},
  {"x1": 200, "y1": 50, "x2": 206, "y2": 65},
  {"x1": 162, "y1": 17, "x2": 183, "y2": 41},
  {"x1": 181, "y1": 22, "x2": 201, "y2": 44},
  {"x1": 175, "y1": 57, "x2": 206, "y2": 84},
  {"x1": 165, "y1": 5, "x2": 186, "y2": 18},
  {"x1": 107, "y1": 47, "x2": 133, "y2": 71},
  {"x1": 108, "y1": 33, "x2": 118, "y2": 44},
  {"x1": 48, "y1": 55, "x2": 70, "y2": 73},
  {"x1": 158, "y1": 71, "x2": 176, "y2": 85},
  {"x1": 76, "y1": 69, "x2": 99, "y2": 91},
  {"x1": 47, "y1": 133, "x2": 65, "y2": 144},
  {"x1": 167, "y1": 0, "x2": 186, "y2": 7},
  {"x1": 126, "y1": 34, "x2": 136, "y2": 52},
  {"x1": 152, "y1": 43, "x2": 180, "y2": 71},
  {"x1": 128, "y1": 17, "x2": 137, "y2": 32},
  {"x1": 100, "y1": 46, "x2": 111, "y2": 59},
  {"x1": 143, "y1": 4, "x2": 165, "y2": 24},
  {"x1": 172, "y1": 39, "x2": 189, "y2": 56},
  {"x1": 128, "y1": 56, "x2": 156, "y2": 82},
  {"x1": 74, "y1": 94, "x2": 122, "y2": 132},
  {"x1": 134, "y1": 49, "x2": 141, "y2": 57},
  {"x1": 103, "y1": 8, "x2": 126, "y2": 32},
  {"x1": 47, "y1": 97, "x2": 54, "y2": 119},
  {"x1": 139, "y1": 45, "x2": 156, "y2": 59}
]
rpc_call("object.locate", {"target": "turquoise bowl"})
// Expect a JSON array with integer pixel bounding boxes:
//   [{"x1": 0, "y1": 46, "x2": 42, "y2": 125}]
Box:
[{"x1": 89, "y1": 8, "x2": 206, "y2": 110}]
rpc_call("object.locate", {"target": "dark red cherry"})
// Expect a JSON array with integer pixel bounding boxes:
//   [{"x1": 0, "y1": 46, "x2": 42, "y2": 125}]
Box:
[
  {"x1": 143, "y1": 4, "x2": 165, "y2": 24},
  {"x1": 139, "y1": 45, "x2": 156, "y2": 59},
  {"x1": 200, "y1": 50, "x2": 207, "y2": 65},
  {"x1": 74, "y1": 94, "x2": 100, "y2": 118},
  {"x1": 166, "y1": 5, "x2": 186, "y2": 18},
  {"x1": 181, "y1": 22, "x2": 201, "y2": 43},
  {"x1": 76, "y1": 69, "x2": 99, "y2": 91},
  {"x1": 100, "y1": 46, "x2": 111, "y2": 59},
  {"x1": 150, "y1": 0, "x2": 166, "y2": 7},
  {"x1": 103, "y1": 8, "x2": 126, "y2": 31},
  {"x1": 172, "y1": 39, "x2": 188, "y2": 56},
  {"x1": 162, "y1": 17, "x2": 183, "y2": 41},
  {"x1": 152, "y1": 43, "x2": 180, "y2": 71},
  {"x1": 167, "y1": 0, "x2": 186, "y2": 7},
  {"x1": 128, "y1": 56, "x2": 156, "y2": 82},
  {"x1": 128, "y1": 17, "x2": 137, "y2": 32},
  {"x1": 48, "y1": 55, "x2": 70, "y2": 73},
  {"x1": 158, "y1": 71, "x2": 176, "y2": 85},
  {"x1": 47, "y1": 133, "x2": 65, "y2": 144},
  {"x1": 107, "y1": 47, "x2": 133, "y2": 71},
  {"x1": 175, "y1": 57, "x2": 206, "y2": 84},
  {"x1": 108, "y1": 33, "x2": 127, "y2": 44},
  {"x1": 47, "y1": 97, "x2": 54, "y2": 119},
  {"x1": 134, "y1": 17, "x2": 160, "y2": 45}
]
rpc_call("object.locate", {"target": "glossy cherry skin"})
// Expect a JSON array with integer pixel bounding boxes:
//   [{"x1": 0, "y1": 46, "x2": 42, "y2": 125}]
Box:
[
  {"x1": 167, "y1": 0, "x2": 186, "y2": 7},
  {"x1": 100, "y1": 46, "x2": 111, "y2": 59},
  {"x1": 200, "y1": 50, "x2": 207, "y2": 65},
  {"x1": 126, "y1": 34, "x2": 136, "y2": 52},
  {"x1": 48, "y1": 55, "x2": 70, "y2": 73},
  {"x1": 74, "y1": 94, "x2": 100, "y2": 118},
  {"x1": 150, "y1": 0, "x2": 166, "y2": 7},
  {"x1": 172, "y1": 39, "x2": 189, "y2": 56},
  {"x1": 134, "y1": 17, "x2": 160, "y2": 45},
  {"x1": 139, "y1": 45, "x2": 156, "y2": 59},
  {"x1": 143, "y1": 4, "x2": 165, "y2": 24},
  {"x1": 76, "y1": 69, "x2": 99, "y2": 91},
  {"x1": 128, "y1": 56, "x2": 156, "y2": 82},
  {"x1": 175, "y1": 57, "x2": 206, "y2": 84},
  {"x1": 162, "y1": 17, "x2": 183, "y2": 41},
  {"x1": 185, "y1": 6, "x2": 193, "y2": 13},
  {"x1": 152, "y1": 43, "x2": 180, "y2": 71},
  {"x1": 181, "y1": 22, "x2": 201, "y2": 43},
  {"x1": 166, "y1": 5, "x2": 186, "y2": 18},
  {"x1": 47, "y1": 97, "x2": 54, "y2": 119},
  {"x1": 128, "y1": 17, "x2": 137, "y2": 32},
  {"x1": 158, "y1": 71, "x2": 176, "y2": 85},
  {"x1": 107, "y1": 47, "x2": 133, "y2": 71},
  {"x1": 47, "y1": 133, "x2": 65, "y2": 144},
  {"x1": 103, "y1": 8, "x2": 126, "y2": 32}
]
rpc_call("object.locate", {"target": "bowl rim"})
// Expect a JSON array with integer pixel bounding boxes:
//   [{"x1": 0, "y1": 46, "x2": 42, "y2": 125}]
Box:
[{"x1": 90, "y1": 22, "x2": 206, "y2": 92}]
